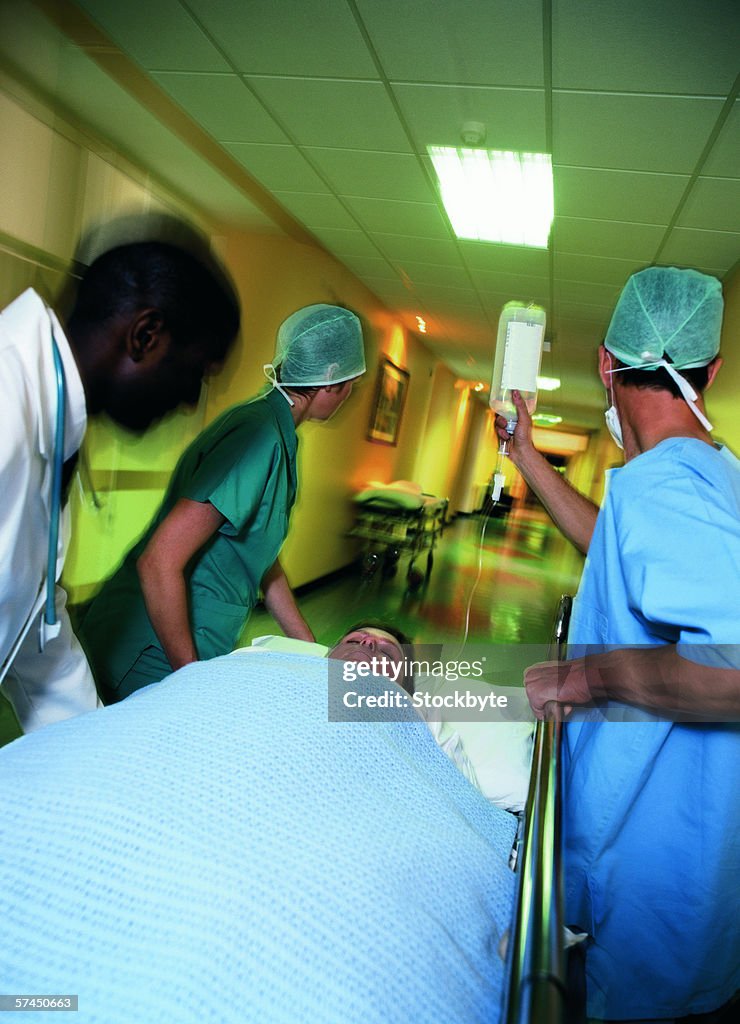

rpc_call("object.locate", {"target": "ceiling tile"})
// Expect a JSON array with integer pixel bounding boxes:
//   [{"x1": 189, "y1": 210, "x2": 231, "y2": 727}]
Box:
[
  {"x1": 554, "y1": 319, "x2": 608, "y2": 344},
  {"x1": 360, "y1": 278, "x2": 418, "y2": 305},
  {"x1": 151, "y1": 72, "x2": 288, "y2": 143},
  {"x1": 702, "y1": 101, "x2": 740, "y2": 178},
  {"x1": 186, "y1": 0, "x2": 377, "y2": 78},
  {"x1": 372, "y1": 234, "x2": 461, "y2": 265},
  {"x1": 554, "y1": 167, "x2": 689, "y2": 223},
  {"x1": 553, "y1": 93, "x2": 724, "y2": 174},
  {"x1": 77, "y1": 0, "x2": 230, "y2": 72},
  {"x1": 303, "y1": 148, "x2": 436, "y2": 202},
  {"x1": 310, "y1": 228, "x2": 382, "y2": 257},
  {"x1": 471, "y1": 273, "x2": 549, "y2": 305},
  {"x1": 553, "y1": 0, "x2": 739, "y2": 95},
  {"x1": 677, "y1": 178, "x2": 740, "y2": 233},
  {"x1": 554, "y1": 252, "x2": 646, "y2": 285},
  {"x1": 458, "y1": 242, "x2": 550, "y2": 276},
  {"x1": 224, "y1": 143, "x2": 330, "y2": 192},
  {"x1": 271, "y1": 192, "x2": 359, "y2": 230},
  {"x1": 356, "y1": 0, "x2": 544, "y2": 86},
  {"x1": 552, "y1": 217, "x2": 665, "y2": 260},
  {"x1": 394, "y1": 84, "x2": 547, "y2": 153},
  {"x1": 391, "y1": 261, "x2": 470, "y2": 288},
  {"x1": 248, "y1": 78, "x2": 412, "y2": 151},
  {"x1": 554, "y1": 280, "x2": 621, "y2": 306},
  {"x1": 336, "y1": 255, "x2": 400, "y2": 280},
  {"x1": 344, "y1": 197, "x2": 450, "y2": 237},
  {"x1": 467, "y1": 266, "x2": 549, "y2": 290},
  {"x1": 659, "y1": 228, "x2": 739, "y2": 273},
  {"x1": 413, "y1": 283, "x2": 481, "y2": 303},
  {"x1": 554, "y1": 302, "x2": 613, "y2": 325}
]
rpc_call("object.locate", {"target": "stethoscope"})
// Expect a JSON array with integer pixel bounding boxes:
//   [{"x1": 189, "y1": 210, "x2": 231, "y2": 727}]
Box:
[{"x1": 38, "y1": 332, "x2": 66, "y2": 650}]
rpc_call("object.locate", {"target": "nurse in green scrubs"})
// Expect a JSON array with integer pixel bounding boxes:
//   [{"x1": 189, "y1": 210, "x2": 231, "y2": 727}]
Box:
[{"x1": 79, "y1": 304, "x2": 365, "y2": 702}]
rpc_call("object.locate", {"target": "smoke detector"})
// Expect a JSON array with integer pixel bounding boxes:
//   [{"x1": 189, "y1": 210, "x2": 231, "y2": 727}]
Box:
[{"x1": 460, "y1": 121, "x2": 486, "y2": 146}]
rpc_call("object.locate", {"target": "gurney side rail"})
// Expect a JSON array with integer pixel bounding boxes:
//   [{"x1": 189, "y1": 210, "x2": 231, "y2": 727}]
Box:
[{"x1": 504, "y1": 595, "x2": 572, "y2": 1024}]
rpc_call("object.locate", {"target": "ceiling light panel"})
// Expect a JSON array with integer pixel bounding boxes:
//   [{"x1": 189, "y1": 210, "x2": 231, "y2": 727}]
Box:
[{"x1": 429, "y1": 147, "x2": 554, "y2": 247}]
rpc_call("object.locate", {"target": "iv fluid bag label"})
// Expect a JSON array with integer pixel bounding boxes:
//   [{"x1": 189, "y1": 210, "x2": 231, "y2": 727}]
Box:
[{"x1": 501, "y1": 322, "x2": 543, "y2": 393}]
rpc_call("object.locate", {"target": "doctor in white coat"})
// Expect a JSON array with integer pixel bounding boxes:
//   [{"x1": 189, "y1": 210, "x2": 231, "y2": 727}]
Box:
[{"x1": 0, "y1": 240, "x2": 239, "y2": 737}]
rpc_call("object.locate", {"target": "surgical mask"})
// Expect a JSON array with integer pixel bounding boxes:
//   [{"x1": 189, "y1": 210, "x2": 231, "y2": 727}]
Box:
[
  {"x1": 604, "y1": 368, "x2": 624, "y2": 450},
  {"x1": 604, "y1": 403, "x2": 624, "y2": 450}
]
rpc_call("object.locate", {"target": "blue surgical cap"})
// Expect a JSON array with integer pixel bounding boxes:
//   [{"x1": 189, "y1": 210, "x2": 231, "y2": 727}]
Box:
[
  {"x1": 605, "y1": 266, "x2": 723, "y2": 370},
  {"x1": 273, "y1": 304, "x2": 365, "y2": 386}
]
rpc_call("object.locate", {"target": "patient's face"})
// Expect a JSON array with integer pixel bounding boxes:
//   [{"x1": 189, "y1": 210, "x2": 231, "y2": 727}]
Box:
[{"x1": 327, "y1": 627, "x2": 405, "y2": 678}]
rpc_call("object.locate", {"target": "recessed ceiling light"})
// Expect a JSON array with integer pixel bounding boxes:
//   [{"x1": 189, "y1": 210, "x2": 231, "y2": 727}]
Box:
[
  {"x1": 536, "y1": 375, "x2": 561, "y2": 391},
  {"x1": 532, "y1": 413, "x2": 563, "y2": 426},
  {"x1": 416, "y1": 315, "x2": 427, "y2": 333},
  {"x1": 428, "y1": 146, "x2": 554, "y2": 248}
]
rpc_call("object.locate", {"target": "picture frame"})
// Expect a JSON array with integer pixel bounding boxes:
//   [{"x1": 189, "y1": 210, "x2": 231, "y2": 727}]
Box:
[{"x1": 367, "y1": 357, "x2": 410, "y2": 446}]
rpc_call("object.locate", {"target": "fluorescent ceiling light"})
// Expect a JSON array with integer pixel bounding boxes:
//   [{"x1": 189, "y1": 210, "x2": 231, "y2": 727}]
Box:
[
  {"x1": 532, "y1": 413, "x2": 563, "y2": 426},
  {"x1": 536, "y1": 375, "x2": 561, "y2": 391},
  {"x1": 428, "y1": 147, "x2": 554, "y2": 247}
]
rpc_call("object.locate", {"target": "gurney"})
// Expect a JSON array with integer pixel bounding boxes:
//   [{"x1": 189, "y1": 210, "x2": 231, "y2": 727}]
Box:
[
  {"x1": 349, "y1": 480, "x2": 448, "y2": 587},
  {"x1": 0, "y1": 600, "x2": 572, "y2": 1024}
]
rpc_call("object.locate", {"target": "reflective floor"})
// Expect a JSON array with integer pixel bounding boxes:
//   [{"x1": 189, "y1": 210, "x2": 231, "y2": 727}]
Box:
[{"x1": 242, "y1": 507, "x2": 585, "y2": 653}]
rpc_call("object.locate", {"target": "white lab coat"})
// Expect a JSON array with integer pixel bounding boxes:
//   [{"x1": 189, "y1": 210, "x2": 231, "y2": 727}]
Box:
[{"x1": 0, "y1": 289, "x2": 100, "y2": 731}]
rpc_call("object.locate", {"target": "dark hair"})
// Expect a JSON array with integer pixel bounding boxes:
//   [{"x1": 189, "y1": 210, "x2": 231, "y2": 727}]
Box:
[
  {"x1": 612, "y1": 357, "x2": 712, "y2": 397},
  {"x1": 343, "y1": 620, "x2": 415, "y2": 695},
  {"x1": 68, "y1": 241, "x2": 239, "y2": 361}
]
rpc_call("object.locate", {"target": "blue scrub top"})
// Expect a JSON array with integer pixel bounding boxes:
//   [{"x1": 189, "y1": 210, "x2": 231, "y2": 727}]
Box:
[{"x1": 565, "y1": 438, "x2": 740, "y2": 1020}]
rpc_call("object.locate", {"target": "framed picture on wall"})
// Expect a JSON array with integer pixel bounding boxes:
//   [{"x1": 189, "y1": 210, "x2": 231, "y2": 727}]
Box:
[{"x1": 368, "y1": 357, "x2": 410, "y2": 446}]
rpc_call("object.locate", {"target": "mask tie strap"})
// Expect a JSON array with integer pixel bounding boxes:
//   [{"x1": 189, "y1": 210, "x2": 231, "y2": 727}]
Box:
[
  {"x1": 606, "y1": 360, "x2": 713, "y2": 432},
  {"x1": 655, "y1": 359, "x2": 713, "y2": 431},
  {"x1": 263, "y1": 364, "x2": 295, "y2": 407}
]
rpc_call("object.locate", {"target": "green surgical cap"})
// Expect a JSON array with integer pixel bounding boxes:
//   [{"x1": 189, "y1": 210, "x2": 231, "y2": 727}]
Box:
[
  {"x1": 273, "y1": 304, "x2": 365, "y2": 386},
  {"x1": 605, "y1": 266, "x2": 723, "y2": 370}
]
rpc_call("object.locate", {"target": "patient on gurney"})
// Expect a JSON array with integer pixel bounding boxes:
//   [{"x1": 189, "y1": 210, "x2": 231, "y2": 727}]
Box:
[
  {"x1": 326, "y1": 621, "x2": 414, "y2": 693},
  {"x1": 0, "y1": 639, "x2": 517, "y2": 1024},
  {"x1": 245, "y1": 622, "x2": 534, "y2": 814}
]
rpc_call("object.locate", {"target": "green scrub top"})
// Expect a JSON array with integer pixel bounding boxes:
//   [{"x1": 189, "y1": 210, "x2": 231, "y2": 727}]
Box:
[{"x1": 80, "y1": 389, "x2": 298, "y2": 699}]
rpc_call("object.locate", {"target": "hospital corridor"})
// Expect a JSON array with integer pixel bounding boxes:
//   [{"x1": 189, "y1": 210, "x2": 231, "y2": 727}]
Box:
[
  {"x1": 0, "y1": 1, "x2": 738, "y2": 1023},
  {"x1": 243, "y1": 508, "x2": 585, "y2": 649}
]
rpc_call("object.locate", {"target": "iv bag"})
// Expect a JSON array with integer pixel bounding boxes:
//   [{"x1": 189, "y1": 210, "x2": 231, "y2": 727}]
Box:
[{"x1": 489, "y1": 302, "x2": 546, "y2": 428}]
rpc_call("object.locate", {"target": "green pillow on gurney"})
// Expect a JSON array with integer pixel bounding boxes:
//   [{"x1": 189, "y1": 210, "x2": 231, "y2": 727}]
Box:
[{"x1": 237, "y1": 635, "x2": 330, "y2": 657}]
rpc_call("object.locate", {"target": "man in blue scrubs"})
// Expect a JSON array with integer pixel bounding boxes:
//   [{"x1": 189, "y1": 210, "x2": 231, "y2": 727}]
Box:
[{"x1": 497, "y1": 267, "x2": 739, "y2": 1021}]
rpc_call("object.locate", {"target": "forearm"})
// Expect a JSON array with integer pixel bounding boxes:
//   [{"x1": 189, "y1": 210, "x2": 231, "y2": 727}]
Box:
[
  {"x1": 261, "y1": 560, "x2": 314, "y2": 641},
  {"x1": 527, "y1": 645, "x2": 740, "y2": 720},
  {"x1": 598, "y1": 646, "x2": 740, "y2": 719},
  {"x1": 137, "y1": 553, "x2": 197, "y2": 671},
  {"x1": 513, "y1": 445, "x2": 599, "y2": 554},
  {"x1": 134, "y1": 498, "x2": 226, "y2": 672}
]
